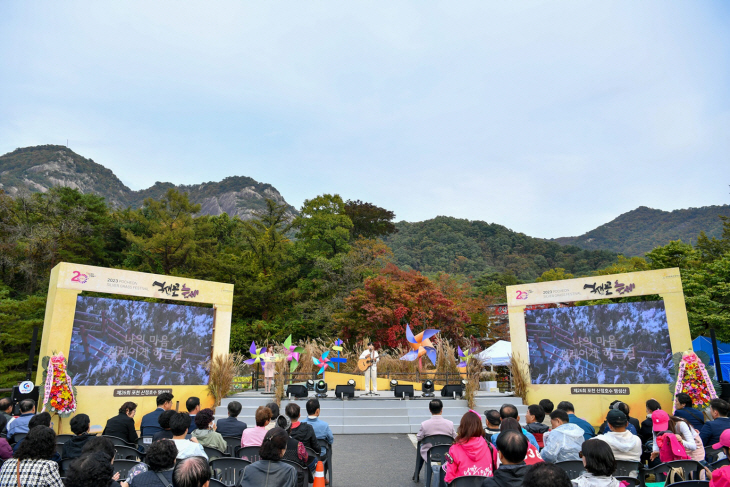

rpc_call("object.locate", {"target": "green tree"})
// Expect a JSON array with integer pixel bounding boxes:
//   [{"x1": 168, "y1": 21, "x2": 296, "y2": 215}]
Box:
[
  {"x1": 344, "y1": 199, "x2": 397, "y2": 239},
  {"x1": 535, "y1": 268, "x2": 574, "y2": 282},
  {"x1": 0, "y1": 285, "x2": 45, "y2": 387},
  {"x1": 294, "y1": 194, "x2": 353, "y2": 260}
]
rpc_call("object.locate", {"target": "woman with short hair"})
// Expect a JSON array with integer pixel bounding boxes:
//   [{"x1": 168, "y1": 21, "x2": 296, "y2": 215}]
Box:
[
  {"x1": 102, "y1": 401, "x2": 139, "y2": 445},
  {"x1": 571, "y1": 439, "x2": 620, "y2": 487},
  {"x1": 239, "y1": 428, "x2": 297, "y2": 487},
  {"x1": 63, "y1": 451, "x2": 118, "y2": 487},
  {"x1": 190, "y1": 408, "x2": 227, "y2": 455},
  {"x1": 128, "y1": 439, "x2": 178, "y2": 487},
  {"x1": 241, "y1": 406, "x2": 272, "y2": 447},
  {"x1": 0, "y1": 426, "x2": 63, "y2": 486}
]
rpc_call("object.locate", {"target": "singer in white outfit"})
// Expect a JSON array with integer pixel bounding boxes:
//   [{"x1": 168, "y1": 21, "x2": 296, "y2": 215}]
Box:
[{"x1": 359, "y1": 342, "x2": 379, "y2": 393}]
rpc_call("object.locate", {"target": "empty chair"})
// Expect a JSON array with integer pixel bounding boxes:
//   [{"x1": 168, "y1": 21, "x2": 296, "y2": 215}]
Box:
[
  {"x1": 237, "y1": 445, "x2": 261, "y2": 463},
  {"x1": 555, "y1": 460, "x2": 587, "y2": 480},
  {"x1": 614, "y1": 460, "x2": 641, "y2": 477},
  {"x1": 210, "y1": 458, "x2": 251, "y2": 486},
  {"x1": 448, "y1": 475, "x2": 487, "y2": 487}
]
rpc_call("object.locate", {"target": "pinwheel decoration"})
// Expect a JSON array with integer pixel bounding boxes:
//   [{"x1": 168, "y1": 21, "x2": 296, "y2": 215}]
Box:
[
  {"x1": 330, "y1": 339, "x2": 348, "y2": 372},
  {"x1": 400, "y1": 324, "x2": 439, "y2": 365},
  {"x1": 283, "y1": 335, "x2": 304, "y2": 373},
  {"x1": 244, "y1": 341, "x2": 267, "y2": 366},
  {"x1": 313, "y1": 351, "x2": 332, "y2": 376},
  {"x1": 458, "y1": 346, "x2": 479, "y2": 368}
]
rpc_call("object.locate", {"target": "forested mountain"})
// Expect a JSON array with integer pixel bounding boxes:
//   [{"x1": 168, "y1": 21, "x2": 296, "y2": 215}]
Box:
[
  {"x1": 554, "y1": 205, "x2": 730, "y2": 256},
  {"x1": 385, "y1": 216, "x2": 618, "y2": 281},
  {"x1": 0, "y1": 145, "x2": 296, "y2": 219}
]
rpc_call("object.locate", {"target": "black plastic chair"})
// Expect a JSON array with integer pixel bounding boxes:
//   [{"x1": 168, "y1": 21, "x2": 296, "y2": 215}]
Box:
[
  {"x1": 305, "y1": 446, "x2": 319, "y2": 462},
  {"x1": 222, "y1": 436, "x2": 241, "y2": 457},
  {"x1": 615, "y1": 476, "x2": 639, "y2": 487},
  {"x1": 413, "y1": 435, "x2": 454, "y2": 483},
  {"x1": 642, "y1": 460, "x2": 703, "y2": 485},
  {"x1": 111, "y1": 459, "x2": 140, "y2": 479},
  {"x1": 426, "y1": 443, "x2": 451, "y2": 487},
  {"x1": 448, "y1": 475, "x2": 487, "y2": 487},
  {"x1": 705, "y1": 446, "x2": 722, "y2": 463},
  {"x1": 318, "y1": 438, "x2": 333, "y2": 486},
  {"x1": 208, "y1": 479, "x2": 227, "y2": 487},
  {"x1": 555, "y1": 460, "x2": 586, "y2": 480},
  {"x1": 56, "y1": 434, "x2": 74, "y2": 444},
  {"x1": 614, "y1": 460, "x2": 641, "y2": 477},
  {"x1": 712, "y1": 458, "x2": 730, "y2": 469},
  {"x1": 210, "y1": 458, "x2": 250, "y2": 486},
  {"x1": 115, "y1": 444, "x2": 143, "y2": 461},
  {"x1": 237, "y1": 445, "x2": 261, "y2": 463},
  {"x1": 137, "y1": 436, "x2": 154, "y2": 453},
  {"x1": 204, "y1": 446, "x2": 226, "y2": 461},
  {"x1": 11, "y1": 433, "x2": 26, "y2": 444},
  {"x1": 668, "y1": 482, "x2": 710, "y2": 486},
  {"x1": 281, "y1": 458, "x2": 308, "y2": 487},
  {"x1": 102, "y1": 435, "x2": 137, "y2": 448},
  {"x1": 55, "y1": 442, "x2": 66, "y2": 457}
]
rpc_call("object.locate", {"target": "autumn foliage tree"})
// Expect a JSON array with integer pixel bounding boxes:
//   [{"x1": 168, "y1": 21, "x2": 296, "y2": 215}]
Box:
[{"x1": 340, "y1": 263, "x2": 470, "y2": 348}]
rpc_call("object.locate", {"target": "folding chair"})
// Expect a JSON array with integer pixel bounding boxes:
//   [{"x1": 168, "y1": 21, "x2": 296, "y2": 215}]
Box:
[
  {"x1": 414, "y1": 435, "x2": 454, "y2": 483},
  {"x1": 448, "y1": 475, "x2": 488, "y2": 487},
  {"x1": 318, "y1": 439, "x2": 333, "y2": 486},
  {"x1": 555, "y1": 460, "x2": 586, "y2": 480},
  {"x1": 111, "y1": 459, "x2": 140, "y2": 479},
  {"x1": 237, "y1": 445, "x2": 261, "y2": 463},
  {"x1": 210, "y1": 458, "x2": 250, "y2": 486},
  {"x1": 204, "y1": 446, "x2": 226, "y2": 461}
]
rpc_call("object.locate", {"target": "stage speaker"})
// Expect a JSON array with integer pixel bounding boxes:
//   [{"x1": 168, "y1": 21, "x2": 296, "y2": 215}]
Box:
[
  {"x1": 441, "y1": 384, "x2": 464, "y2": 398},
  {"x1": 11, "y1": 383, "x2": 39, "y2": 415},
  {"x1": 286, "y1": 385, "x2": 308, "y2": 399},
  {"x1": 335, "y1": 385, "x2": 355, "y2": 399},
  {"x1": 394, "y1": 384, "x2": 414, "y2": 398}
]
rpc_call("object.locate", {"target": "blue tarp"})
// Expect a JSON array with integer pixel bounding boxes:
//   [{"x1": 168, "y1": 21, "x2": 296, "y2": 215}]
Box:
[{"x1": 693, "y1": 336, "x2": 730, "y2": 381}]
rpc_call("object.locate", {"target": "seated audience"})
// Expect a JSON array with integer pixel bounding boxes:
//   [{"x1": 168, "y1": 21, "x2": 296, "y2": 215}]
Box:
[
  {"x1": 571, "y1": 439, "x2": 620, "y2": 487},
  {"x1": 416, "y1": 399, "x2": 456, "y2": 462},
  {"x1": 597, "y1": 402, "x2": 638, "y2": 435},
  {"x1": 80, "y1": 435, "x2": 125, "y2": 486},
  {"x1": 64, "y1": 451, "x2": 120, "y2": 487},
  {"x1": 265, "y1": 402, "x2": 281, "y2": 431},
  {"x1": 707, "y1": 429, "x2": 730, "y2": 486},
  {"x1": 103, "y1": 401, "x2": 139, "y2": 445},
  {"x1": 674, "y1": 393, "x2": 706, "y2": 431},
  {"x1": 557, "y1": 401, "x2": 596, "y2": 441},
  {"x1": 6, "y1": 399, "x2": 35, "y2": 441},
  {"x1": 650, "y1": 409, "x2": 697, "y2": 462},
  {"x1": 0, "y1": 397, "x2": 12, "y2": 438},
  {"x1": 485, "y1": 410, "x2": 502, "y2": 439},
  {"x1": 172, "y1": 456, "x2": 210, "y2": 487},
  {"x1": 492, "y1": 404, "x2": 538, "y2": 449},
  {"x1": 701, "y1": 398, "x2": 730, "y2": 447},
  {"x1": 523, "y1": 462, "x2": 572, "y2": 487},
  {"x1": 215, "y1": 401, "x2": 247, "y2": 437},
  {"x1": 541, "y1": 409, "x2": 583, "y2": 463},
  {"x1": 170, "y1": 412, "x2": 207, "y2": 460},
  {"x1": 152, "y1": 410, "x2": 177, "y2": 442},
  {"x1": 140, "y1": 392, "x2": 174, "y2": 437},
  {"x1": 13, "y1": 412, "x2": 55, "y2": 453},
  {"x1": 285, "y1": 402, "x2": 320, "y2": 472},
  {"x1": 498, "y1": 418, "x2": 543, "y2": 465},
  {"x1": 190, "y1": 408, "x2": 227, "y2": 455},
  {"x1": 276, "y1": 415, "x2": 310, "y2": 487},
  {"x1": 129, "y1": 439, "x2": 178, "y2": 487},
  {"x1": 185, "y1": 397, "x2": 201, "y2": 434},
  {"x1": 62, "y1": 413, "x2": 93, "y2": 459},
  {"x1": 639, "y1": 399, "x2": 661, "y2": 445},
  {"x1": 539, "y1": 399, "x2": 554, "y2": 428},
  {"x1": 0, "y1": 426, "x2": 63, "y2": 486},
  {"x1": 482, "y1": 429, "x2": 530, "y2": 487},
  {"x1": 300, "y1": 398, "x2": 334, "y2": 459},
  {"x1": 524, "y1": 404, "x2": 549, "y2": 448},
  {"x1": 239, "y1": 427, "x2": 297, "y2": 487},
  {"x1": 595, "y1": 410, "x2": 641, "y2": 467},
  {"x1": 241, "y1": 406, "x2": 272, "y2": 448},
  {"x1": 444, "y1": 410, "x2": 496, "y2": 484}
]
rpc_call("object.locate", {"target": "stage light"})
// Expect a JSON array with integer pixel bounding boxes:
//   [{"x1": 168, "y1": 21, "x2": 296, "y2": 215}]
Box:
[
  {"x1": 422, "y1": 379, "x2": 435, "y2": 397},
  {"x1": 315, "y1": 380, "x2": 328, "y2": 398},
  {"x1": 390, "y1": 379, "x2": 398, "y2": 391},
  {"x1": 461, "y1": 379, "x2": 468, "y2": 387},
  {"x1": 347, "y1": 379, "x2": 356, "y2": 387},
  {"x1": 306, "y1": 379, "x2": 315, "y2": 391}
]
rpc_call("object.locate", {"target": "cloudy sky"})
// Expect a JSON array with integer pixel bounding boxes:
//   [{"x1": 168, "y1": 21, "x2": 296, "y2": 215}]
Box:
[{"x1": 1, "y1": 1, "x2": 728, "y2": 238}]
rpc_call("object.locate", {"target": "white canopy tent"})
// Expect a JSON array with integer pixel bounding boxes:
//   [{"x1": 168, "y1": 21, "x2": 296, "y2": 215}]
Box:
[{"x1": 478, "y1": 340, "x2": 512, "y2": 367}]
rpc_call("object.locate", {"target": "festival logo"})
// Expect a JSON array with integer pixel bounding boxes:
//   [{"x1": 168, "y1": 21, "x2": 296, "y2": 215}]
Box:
[{"x1": 71, "y1": 270, "x2": 90, "y2": 284}]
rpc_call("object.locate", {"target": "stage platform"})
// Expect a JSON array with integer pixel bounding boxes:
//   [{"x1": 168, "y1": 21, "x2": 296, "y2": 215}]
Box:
[{"x1": 215, "y1": 390, "x2": 525, "y2": 434}]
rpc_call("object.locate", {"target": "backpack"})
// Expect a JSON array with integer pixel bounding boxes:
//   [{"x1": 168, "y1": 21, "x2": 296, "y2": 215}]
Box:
[{"x1": 663, "y1": 467, "x2": 685, "y2": 486}]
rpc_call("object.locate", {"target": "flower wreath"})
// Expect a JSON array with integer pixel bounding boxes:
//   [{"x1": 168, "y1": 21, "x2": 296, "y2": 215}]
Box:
[{"x1": 39, "y1": 353, "x2": 78, "y2": 417}]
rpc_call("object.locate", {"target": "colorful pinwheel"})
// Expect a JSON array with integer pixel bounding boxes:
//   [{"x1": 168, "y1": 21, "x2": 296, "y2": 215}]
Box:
[
  {"x1": 313, "y1": 351, "x2": 332, "y2": 376},
  {"x1": 330, "y1": 339, "x2": 347, "y2": 372},
  {"x1": 399, "y1": 324, "x2": 439, "y2": 365},
  {"x1": 458, "y1": 346, "x2": 479, "y2": 367},
  {"x1": 283, "y1": 335, "x2": 304, "y2": 373},
  {"x1": 244, "y1": 341, "x2": 267, "y2": 366}
]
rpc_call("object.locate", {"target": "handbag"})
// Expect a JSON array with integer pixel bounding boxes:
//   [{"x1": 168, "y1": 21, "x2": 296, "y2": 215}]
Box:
[{"x1": 663, "y1": 466, "x2": 685, "y2": 486}]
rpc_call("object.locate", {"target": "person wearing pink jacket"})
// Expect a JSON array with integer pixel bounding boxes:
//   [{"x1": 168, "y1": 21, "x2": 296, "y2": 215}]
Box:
[{"x1": 444, "y1": 410, "x2": 497, "y2": 484}]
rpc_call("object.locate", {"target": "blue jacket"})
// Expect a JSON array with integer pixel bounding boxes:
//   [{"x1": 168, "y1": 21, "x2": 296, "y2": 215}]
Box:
[
  {"x1": 700, "y1": 417, "x2": 730, "y2": 447},
  {"x1": 216, "y1": 417, "x2": 247, "y2": 438},
  {"x1": 6, "y1": 413, "x2": 33, "y2": 440},
  {"x1": 301, "y1": 416, "x2": 333, "y2": 456},
  {"x1": 568, "y1": 414, "x2": 596, "y2": 442},
  {"x1": 140, "y1": 408, "x2": 165, "y2": 437},
  {"x1": 674, "y1": 408, "x2": 706, "y2": 431},
  {"x1": 490, "y1": 428, "x2": 540, "y2": 449}
]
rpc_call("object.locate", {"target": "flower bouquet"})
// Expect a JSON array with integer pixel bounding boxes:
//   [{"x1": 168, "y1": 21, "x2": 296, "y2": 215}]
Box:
[
  {"x1": 674, "y1": 351, "x2": 717, "y2": 410},
  {"x1": 40, "y1": 353, "x2": 77, "y2": 417}
]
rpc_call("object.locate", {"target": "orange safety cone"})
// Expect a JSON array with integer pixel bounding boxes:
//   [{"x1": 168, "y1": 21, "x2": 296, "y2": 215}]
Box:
[{"x1": 313, "y1": 460, "x2": 326, "y2": 487}]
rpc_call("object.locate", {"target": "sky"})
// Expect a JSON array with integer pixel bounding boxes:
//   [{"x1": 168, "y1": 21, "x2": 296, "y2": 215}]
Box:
[{"x1": 1, "y1": 1, "x2": 728, "y2": 238}]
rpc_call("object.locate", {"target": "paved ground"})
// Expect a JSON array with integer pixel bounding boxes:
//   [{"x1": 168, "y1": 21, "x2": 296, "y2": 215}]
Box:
[{"x1": 332, "y1": 434, "x2": 429, "y2": 487}]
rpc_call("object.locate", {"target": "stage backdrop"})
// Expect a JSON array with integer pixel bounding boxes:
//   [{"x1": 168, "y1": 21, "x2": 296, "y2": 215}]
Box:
[
  {"x1": 507, "y1": 267, "x2": 691, "y2": 427},
  {"x1": 37, "y1": 263, "x2": 233, "y2": 432}
]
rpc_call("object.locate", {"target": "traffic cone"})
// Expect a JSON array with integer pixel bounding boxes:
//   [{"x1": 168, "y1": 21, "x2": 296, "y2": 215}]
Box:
[{"x1": 313, "y1": 460, "x2": 325, "y2": 487}]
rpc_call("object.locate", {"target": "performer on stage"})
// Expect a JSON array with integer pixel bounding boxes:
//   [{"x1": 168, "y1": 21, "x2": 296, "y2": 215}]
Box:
[{"x1": 359, "y1": 342, "x2": 379, "y2": 393}]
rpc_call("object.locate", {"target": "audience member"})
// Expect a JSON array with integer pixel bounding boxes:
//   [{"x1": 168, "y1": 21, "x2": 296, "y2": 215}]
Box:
[
  {"x1": 539, "y1": 399, "x2": 554, "y2": 428},
  {"x1": 13, "y1": 411, "x2": 53, "y2": 453},
  {"x1": 152, "y1": 410, "x2": 176, "y2": 442},
  {"x1": 241, "y1": 406, "x2": 272, "y2": 448},
  {"x1": 191, "y1": 408, "x2": 227, "y2": 455},
  {"x1": 0, "y1": 434, "x2": 10, "y2": 460},
  {"x1": 0, "y1": 397, "x2": 12, "y2": 438},
  {"x1": 494, "y1": 404, "x2": 539, "y2": 448},
  {"x1": 673, "y1": 393, "x2": 706, "y2": 431},
  {"x1": 276, "y1": 415, "x2": 310, "y2": 487},
  {"x1": 485, "y1": 410, "x2": 502, "y2": 439},
  {"x1": 701, "y1": 399, "x2": 730, "y2": 447},
  {"x1": 594, "y1": 410, "x2": 641, "y2": 469},
  {"x1": 571, "y1": 439, "x2": 620, "y2": 487},
  {"x1": 80, "y1": 435, "x2": 125, "y2": 485},
  {"x1": 103, "y1": 401, "x2": 139, "y2": 445},
  {"x1": 140, "y1": 392, "x2": 174, "y2": 437},
  {"x1": 482, "y1": 430, "x2": 530, "y2": 487},
  {"x1": 6, "y1": 399, "x2": 35, "y2": 441},
  {"x1": 444, "y1": 410, "x2": 496, "y2": 484},
  {"x1": 416, "y1": 400, "x2": 456, "y2": 462},
  {"x1": 524, "y1": 404, "x2": 549, "y2": 448},
  {"x1": 62, "y1": 413, "x2": 93, "y2": 459},
  {"x1": 522, "y1": 462, "x2": 572, "y2": 487},
  {"x1": 239, "y1": 427, "x2": 297, "y2": 487},
  {"x1": 707, "y1": 429, "x2": 730, "y2": 487},
  {"x1": 265, "y1": 402, "x2": 281, "y2": 431},
  {"x1": 185, "y1": 397, "x2": 201, "y2": 434},
  {"x1": 172, "y1": 456, "x2": 211, "y2": 487},
  {"x1": 650, "y1": 409, "x2": 697, "y2": 462},
  {"x1": 541, "y1": 409, "x2": 583, "y2": 463},
  {"x1": 285, "y1": 402, "x2": 320, "y2": 472},
  {"x1": 498, "y1": 418, "x2": 543, "y2": 465},
  {"x1": 0, "y1": 426, "x2": 63, "y2": 486},
  {"x1": 300, "y1": 398, "x2": 334, "y2": 459},
  {"x1": 215, "y1": 401, "x2": 247, "y2": 437},
  {"x1": 64, "y1": 451, "x2": 119, "y2": 487},
  {"x1": 129, "y1": 439, "x2": 178, "y2": 487},
  {"x1": 597, "y1": 401, "x2": 638, "y2": 435},
  {"x1": 170, "y1": 412, "x2": 207, "y2": 461},
  {"x1": 557, "y1": 401, "x2": 596, "y2": 441},
  {"x1": 639, "y1": 399, "x2": 661, "y2": 445}
]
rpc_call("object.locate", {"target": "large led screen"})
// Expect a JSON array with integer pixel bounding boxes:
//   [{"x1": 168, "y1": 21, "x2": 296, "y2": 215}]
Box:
[
  {"x1": 525, "y1": 301, "x2": 672, "y2": 385},
  {"x1": 67, "y1": 296, "x2": 214, "y2": 386}
]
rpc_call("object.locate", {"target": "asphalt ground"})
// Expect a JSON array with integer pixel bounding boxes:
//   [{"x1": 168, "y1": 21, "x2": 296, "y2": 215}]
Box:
[{"x1": 331, "y1": 434, "x2": 430, "y2": 487}]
